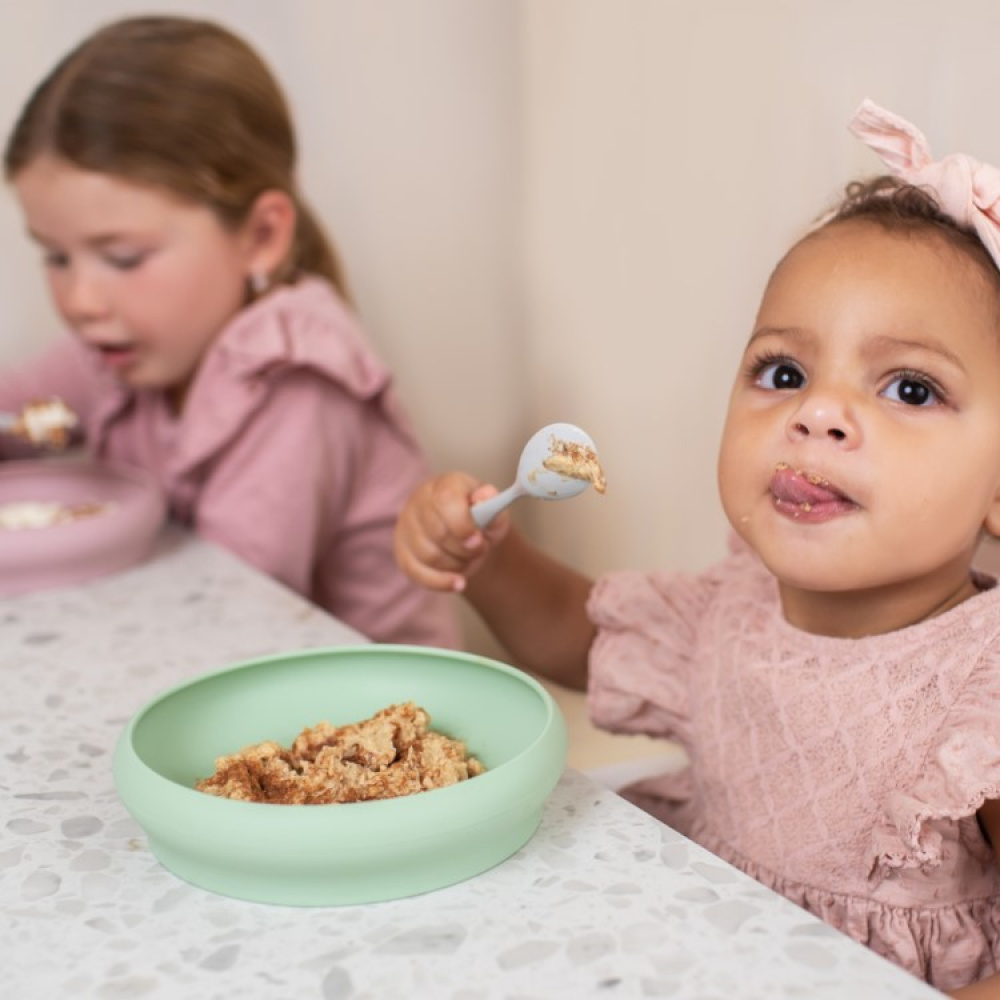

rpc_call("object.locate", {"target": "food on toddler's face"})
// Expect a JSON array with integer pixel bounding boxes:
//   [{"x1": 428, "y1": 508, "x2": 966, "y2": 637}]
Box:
[
  {"x1": 0, "y1": 500, "x2": 112, "y2": 531},
  {"x1": 195, "y1": 702, "x2": 486, "y2": 805},
  {"x1": 543, "y1": 437, "x2": 607, "y2": 494},
  {"x1": 13, "y1": 398, "x2": 79, "y2": 448}
]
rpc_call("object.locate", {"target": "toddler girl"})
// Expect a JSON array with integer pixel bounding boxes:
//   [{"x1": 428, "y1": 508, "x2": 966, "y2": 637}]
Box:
[
  {"x1": 395, "y1": 99, "x2": 1000, "y2": 996},
  {"x1": 0, "y1": 15, "x2": 458, "y2": 648}
]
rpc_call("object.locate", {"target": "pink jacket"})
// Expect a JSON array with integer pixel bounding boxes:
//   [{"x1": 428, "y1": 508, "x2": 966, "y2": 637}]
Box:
[{"x1": 0, "y1": 278, "x2": 459, "y2": 648}]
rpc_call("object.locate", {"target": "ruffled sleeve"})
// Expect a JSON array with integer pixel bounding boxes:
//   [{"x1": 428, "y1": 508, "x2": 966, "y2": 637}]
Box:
[
  {"x1": 168, "y1": 278, "x2": 403, "y2": 479},
  {"x1": 586, "y1": 560, "x2": 726, "y2": 751},
  {"x1": 216, "y1": 277, "x2": 390, "y2": 399},
  {"x1": 870, "y1": 618, "x2": 1000, "y2": 878}
]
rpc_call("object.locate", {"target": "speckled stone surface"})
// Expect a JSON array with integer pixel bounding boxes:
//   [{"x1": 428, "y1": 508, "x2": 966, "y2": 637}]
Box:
[{"x1": 2, "y1": 528, "x2": 942, "y2": 998}]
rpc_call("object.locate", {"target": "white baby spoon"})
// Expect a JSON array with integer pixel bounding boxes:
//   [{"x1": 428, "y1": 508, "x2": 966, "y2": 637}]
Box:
[{"x1": 470, "y1": 422, "x2": 601, "y2": 529}]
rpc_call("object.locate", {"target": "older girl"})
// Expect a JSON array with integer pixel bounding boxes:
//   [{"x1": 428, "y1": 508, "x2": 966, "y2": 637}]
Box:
[{"x1": 1, "y1": 15, "x2": 458, "y2": 647}]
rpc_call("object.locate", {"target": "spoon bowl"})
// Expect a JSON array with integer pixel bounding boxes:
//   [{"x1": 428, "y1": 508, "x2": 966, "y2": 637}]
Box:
[{"x1": 470, "y1": 423, "x2": 599, "y2": 529}]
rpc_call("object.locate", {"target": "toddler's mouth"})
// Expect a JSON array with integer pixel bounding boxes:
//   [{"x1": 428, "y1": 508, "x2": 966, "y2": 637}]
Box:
[{"x1": 770, "y1": 462, "x2": 858, "y2": 520}]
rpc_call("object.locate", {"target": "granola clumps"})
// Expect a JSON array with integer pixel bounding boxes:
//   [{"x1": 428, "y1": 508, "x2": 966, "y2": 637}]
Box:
[
  {"x1": 195, "y1": 702, "x2": 486, "y2": 805},
  {"x1": 0, "y1": 500, "x2": 112, "y2": 531},
  {"x1": 13, "y1": 398, "x2": 79, "y2": 448},
  {"x1": 543, "y1": 438, "x2": 607, "y2": 494}
]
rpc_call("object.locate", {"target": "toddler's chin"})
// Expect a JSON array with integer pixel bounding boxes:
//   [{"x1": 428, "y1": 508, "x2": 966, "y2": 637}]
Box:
[{"x1": 752, "y1": 544, "x2": 863, "y2": 594}]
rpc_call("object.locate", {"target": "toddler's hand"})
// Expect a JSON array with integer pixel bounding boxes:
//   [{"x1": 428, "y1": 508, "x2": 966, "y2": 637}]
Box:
[{"x1": 394, "y1": 472, "x2": 510, "y2": 593}]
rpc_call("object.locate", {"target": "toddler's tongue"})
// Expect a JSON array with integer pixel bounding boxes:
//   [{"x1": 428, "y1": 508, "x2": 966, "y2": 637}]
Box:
[{"x1": 771, "y1": 465, "x2": 847, "y2": 505}]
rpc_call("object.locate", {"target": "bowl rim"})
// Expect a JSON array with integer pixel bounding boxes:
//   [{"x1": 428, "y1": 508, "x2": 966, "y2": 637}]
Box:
[
  {"x1": 0, "y1": 454, "x2": 164, "y2": 490},
  {"x1": 0, "y1": 456, "x2": 166, "y2": 538},
  {"x1": 116, "y1": 642, "x2": 565, "y2": 814},
  {"x1": 0, "y1": 456, "x2": 168, "y2": 596}
]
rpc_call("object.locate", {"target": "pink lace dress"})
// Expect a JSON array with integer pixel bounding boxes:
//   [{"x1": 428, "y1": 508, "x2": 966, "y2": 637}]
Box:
[{"x1": 587, "y1": 545, "x2": 1000, "y2": 992}]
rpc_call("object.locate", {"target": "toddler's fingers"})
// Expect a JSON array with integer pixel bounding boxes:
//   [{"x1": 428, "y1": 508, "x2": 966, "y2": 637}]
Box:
[
  {"x1": 423, "y1": 474, "x2": 496, "y2": 553},
  {"x1": 465, "y1": 482, "x2": 511, "y2": 544},
  {"x1": 401, "y1": 519, "x2": 475, "y2": 573},
  {"x1": 394, "y1": 474, "x2": 480, "y2": 580},
  {"x1": 397, "y1": 550, "x2": 467, "y2": 593},
  {"x1": 402, "y1": 491, "x2": 476, "y2": 563},
  {"x1": 468, "y1": 483, "x2": 497, "y2": 505},
  {"x1": 394, "y1": 515, "x2": 472, "y2": 592}
]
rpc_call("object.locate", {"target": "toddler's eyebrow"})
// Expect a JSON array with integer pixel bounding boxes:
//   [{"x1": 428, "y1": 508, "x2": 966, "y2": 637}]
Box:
[
  {"x1": 863, "y1": 334, "x2": 967, "y2": 373},
  {"x1": 747, "y1": 325, "x2": 798, "y2": 346},
  {"x1": 747, "y1": 326, "x2": 967, "y2": 373}
]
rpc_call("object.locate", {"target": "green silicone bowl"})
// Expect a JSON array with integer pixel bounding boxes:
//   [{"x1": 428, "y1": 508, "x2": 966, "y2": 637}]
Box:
[{"x1": 113, "y1": 644, "x2": 567, "y2": 906}]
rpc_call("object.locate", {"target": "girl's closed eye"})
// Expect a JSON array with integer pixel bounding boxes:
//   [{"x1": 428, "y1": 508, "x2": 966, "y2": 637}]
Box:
[
  {"x1": 747, "y1": 352, "x2": 806, "y2": 391},
  {"x1": 39, "y1": 247, "x2": 151, "y2": 271},
  {"x1": 103, "y1": 249, "x2": 150, "y2": 271},
  {"x1": 42, "y1": 250, "x2": 69, "y2": 270},
  {"x1": 880, "y1": 370, "x2": 947, "y2": 407}
]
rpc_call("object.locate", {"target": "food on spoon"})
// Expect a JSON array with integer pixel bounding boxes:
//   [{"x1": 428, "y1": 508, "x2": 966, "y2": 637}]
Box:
[
  {"x1": 0, "y1": 500, "x2": 112, "y2": 531},
  {"x1": 12, "y1": 398, "x2": 79, "y2": 448},
  {"x1": 543, "y1": 437, "x2": 607, "y2": 494},
  {"x1": 195, "y1": 702, "x2": 486, "y2": 805}
]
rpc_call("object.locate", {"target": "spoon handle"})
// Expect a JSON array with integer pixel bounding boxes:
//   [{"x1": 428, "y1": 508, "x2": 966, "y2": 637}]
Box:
[{"x1": 469, "y1": 483, "x2": 524, "y2": 530}]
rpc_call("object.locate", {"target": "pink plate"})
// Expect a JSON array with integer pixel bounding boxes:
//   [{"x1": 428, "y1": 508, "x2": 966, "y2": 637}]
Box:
[{"x1": 0, "y1": 458, "x2": 167, "y2": 597}]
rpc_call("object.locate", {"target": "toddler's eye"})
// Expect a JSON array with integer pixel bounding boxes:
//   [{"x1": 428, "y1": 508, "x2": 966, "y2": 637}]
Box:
[
  {"x1": 43, "y1": 251, "x2": 69, "y2": 270},
  {"x1": 882, "y1": 375, "x2": 940, "y2": 407},
  {"x1": 756, "y1": 360, "x2": 805, "y2": 391}
]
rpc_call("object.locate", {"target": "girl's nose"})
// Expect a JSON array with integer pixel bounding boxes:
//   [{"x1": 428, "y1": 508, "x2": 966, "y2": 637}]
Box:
[
  {"x1": 60, "y1": 268, "x2": 110, "y2": 325},
  {"x1": 786, "y1": 389, "x2": 861, "y2": 446}
]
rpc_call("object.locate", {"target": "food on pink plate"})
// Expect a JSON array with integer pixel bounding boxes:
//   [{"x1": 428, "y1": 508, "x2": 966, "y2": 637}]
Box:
[
  {"x1": 543, "y1": 438, "x2": 607, "y2": 493},
  {"x1": 0, "y1": 499, "x2": 113, "y2": 531},
  {"x1": 12, "y1": 398, "x2": 79, "y2": 449},
  {"x1": 195, "y1": 702, "x2": 485, "y2": 805}
]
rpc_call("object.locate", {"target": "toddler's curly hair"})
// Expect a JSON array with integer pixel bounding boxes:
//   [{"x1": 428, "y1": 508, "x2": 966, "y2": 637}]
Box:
[{"x1": 828, "y1": 175, "x2": 1000, "y2": 307}]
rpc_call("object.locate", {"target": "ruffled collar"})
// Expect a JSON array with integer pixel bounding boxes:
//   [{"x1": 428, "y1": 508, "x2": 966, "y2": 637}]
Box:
[
  {"x1": 85, "y1": 278, "x2": 391, "y2": 475},
  {"x1": 205, "y1": 277, "x2": 389, "y2": 399}
]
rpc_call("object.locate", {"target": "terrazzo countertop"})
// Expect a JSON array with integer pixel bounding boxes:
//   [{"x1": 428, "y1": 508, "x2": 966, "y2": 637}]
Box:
[{"x1": 2, "y1": 527, "x2": 941, "y2": 999}]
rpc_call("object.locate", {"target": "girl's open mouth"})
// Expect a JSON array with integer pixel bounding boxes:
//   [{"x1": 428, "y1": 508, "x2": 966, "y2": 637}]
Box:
[
  {"x1": 94, "y1": 343, "x2": 138, "y2": 371},
  {"x1": 770, "y1": 462, "x2": 858, "y2": 523}
]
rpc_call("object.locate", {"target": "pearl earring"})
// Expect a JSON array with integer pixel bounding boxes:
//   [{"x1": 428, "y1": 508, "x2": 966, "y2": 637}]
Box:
[{"x1": 250, "y1": 272, "x2": 270, "y2": 295}]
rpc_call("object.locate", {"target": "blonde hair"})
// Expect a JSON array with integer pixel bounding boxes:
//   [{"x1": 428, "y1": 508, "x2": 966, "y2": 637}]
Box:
[{"x1": 4, "y1": 15, "x2": 350, "y2": 301}]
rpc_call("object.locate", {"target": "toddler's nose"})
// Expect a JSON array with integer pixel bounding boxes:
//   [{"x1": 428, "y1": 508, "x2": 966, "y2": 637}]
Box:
[{"x1": 786, "y1": 390, "x2": 861, "y2": 446}]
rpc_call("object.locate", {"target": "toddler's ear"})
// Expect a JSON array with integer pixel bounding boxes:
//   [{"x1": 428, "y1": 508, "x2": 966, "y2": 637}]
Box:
[
  {"x1": 983, "y1": 493, "x2": 1000, "y2": 539},
  {"x1": 242, "y1": 189, "x2": 296, "y2": 279}
]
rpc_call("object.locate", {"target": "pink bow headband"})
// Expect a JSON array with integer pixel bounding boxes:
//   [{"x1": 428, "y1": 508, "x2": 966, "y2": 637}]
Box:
[{"x1": 848, "y1": 98, "x2": 1000, "y2": 270}]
